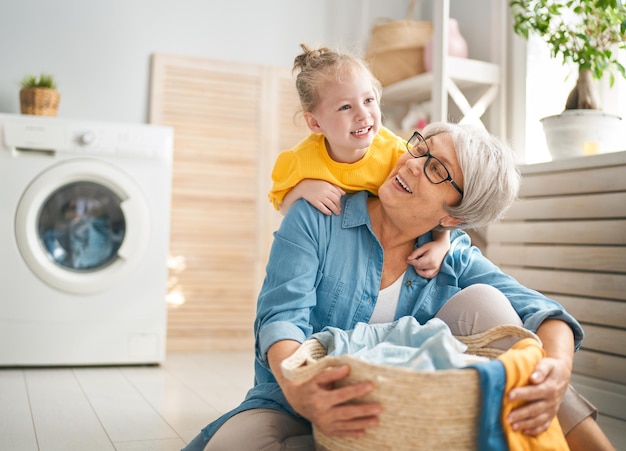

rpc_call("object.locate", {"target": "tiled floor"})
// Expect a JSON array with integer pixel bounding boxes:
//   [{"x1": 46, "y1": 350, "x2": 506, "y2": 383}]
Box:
[
  {"x1": 0, "y1": 351, "x2": 255, "y2": 451},
  {"x1": 1, "y1": 350, "x2": 624, "y2": 451}
]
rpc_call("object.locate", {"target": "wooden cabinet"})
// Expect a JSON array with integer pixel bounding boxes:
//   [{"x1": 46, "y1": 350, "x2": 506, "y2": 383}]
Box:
[
  {"x1": 381, "y1": 0, "x2": 506, "y2": 138},
  {"x1": 486, "y1": 151, "x2": 626, "y2": 432}
]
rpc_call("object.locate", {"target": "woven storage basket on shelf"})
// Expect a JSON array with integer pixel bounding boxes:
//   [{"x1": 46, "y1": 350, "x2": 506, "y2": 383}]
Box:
[
  {"x1": 364, "y1": 0, "x2": 432, "y2": 87},
  {"x1": 20, "y1": 87, "x2": 60, "y2": 117},
  {"x1": 282, "y1": 324, "x2": 539, "y2": 451}
]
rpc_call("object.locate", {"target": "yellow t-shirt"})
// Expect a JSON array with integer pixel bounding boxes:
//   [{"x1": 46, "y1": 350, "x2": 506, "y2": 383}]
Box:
[
  {"x1": 498, "y1": 338, "x2": 569, "y2": 451},
  {"x1": 268, "y1": 126, "x2": 406, "y2": 210}
]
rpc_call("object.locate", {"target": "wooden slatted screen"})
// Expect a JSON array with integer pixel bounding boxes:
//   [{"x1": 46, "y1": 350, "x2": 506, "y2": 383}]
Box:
[
  {"x1": 150, "y1": 54, "x2": 308, "y2": 351},
  {"x1": 486, "y1": 151, "x2": 626, "y2": 425}
]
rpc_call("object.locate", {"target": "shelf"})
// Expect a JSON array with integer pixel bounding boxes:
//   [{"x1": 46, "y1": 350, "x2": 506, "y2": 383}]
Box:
[
  {"x1": 375, "y1": 0, "x2": 507, "y2": 136},
  {"x1": 381, "y1": 57, "x2": 501, "y2": 105}
]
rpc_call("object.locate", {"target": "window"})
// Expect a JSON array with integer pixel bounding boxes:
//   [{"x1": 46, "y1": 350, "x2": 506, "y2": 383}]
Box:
[{"x1": 523, "y1": 35, "x2": 626, "y2": 164}]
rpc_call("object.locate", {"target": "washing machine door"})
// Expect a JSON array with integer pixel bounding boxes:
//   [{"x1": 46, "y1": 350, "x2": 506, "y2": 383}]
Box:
[{"x1": 15, "y1": 159, "x2": 150, "y2": 294}]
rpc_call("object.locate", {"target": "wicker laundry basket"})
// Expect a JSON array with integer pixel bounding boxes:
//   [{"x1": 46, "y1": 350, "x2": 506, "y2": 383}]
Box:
[
  {"x1": 364, "y1": 0, "x2": 432, "y2": 87},
  {"x1": 282, "y1": 324, "x2": 539, "y2": 451}
]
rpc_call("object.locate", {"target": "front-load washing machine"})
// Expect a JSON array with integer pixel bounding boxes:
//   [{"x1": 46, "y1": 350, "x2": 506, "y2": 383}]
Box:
[{"x1": 0, "y1": 113, "x2": 174, "y2": 366}]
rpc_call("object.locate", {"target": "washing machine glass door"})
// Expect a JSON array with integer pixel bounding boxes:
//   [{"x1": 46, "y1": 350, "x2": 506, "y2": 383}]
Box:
[
  {"x1": 39, "y1": 181, "x2": 125, "y2": 271},
  {"x1": 15, "y1": 159, "x2": 150, "y2": 294}
]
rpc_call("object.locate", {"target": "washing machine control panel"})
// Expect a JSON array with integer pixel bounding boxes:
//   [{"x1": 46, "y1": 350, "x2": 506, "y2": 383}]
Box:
[
  {"x1": 68, "y1": 124, "x2": 172, "y2": 160},
  {"x1": 78, "y1": 130, "x2": 96, "y2": 145},
  {"x1": 1, "y1": 114, "x2": 173, "y2": 162}
]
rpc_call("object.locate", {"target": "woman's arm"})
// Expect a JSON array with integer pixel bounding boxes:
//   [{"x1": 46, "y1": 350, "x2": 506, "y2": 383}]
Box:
[
  {"x1": 446, "y1": 230, "x2": 585, "y2": 349},
  {"x1": 267, "y1": 340, "x2": 382, "y2": 438},
  {"x1": 445, "y1": 231, "x2": 581, "y2": 435},
  {"x1": 507, "y1": 319, "x2": 574, "y2": 435}
]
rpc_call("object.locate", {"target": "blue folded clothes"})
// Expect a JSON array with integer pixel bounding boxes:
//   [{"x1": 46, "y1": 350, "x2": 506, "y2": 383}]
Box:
[{"x1": 311, "y1": 316, "x2": 487, "y2": 371}]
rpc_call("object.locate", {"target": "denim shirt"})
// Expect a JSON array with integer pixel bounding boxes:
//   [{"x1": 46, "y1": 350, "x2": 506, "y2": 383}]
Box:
[{"x1": 200, "y1": 191, "x2": 584, "y2": 440}]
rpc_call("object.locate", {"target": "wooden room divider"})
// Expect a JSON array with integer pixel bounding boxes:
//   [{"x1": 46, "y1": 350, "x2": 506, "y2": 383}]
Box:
[{"x1": 150, "y1": 53, "x2": 308, "y2": 351}]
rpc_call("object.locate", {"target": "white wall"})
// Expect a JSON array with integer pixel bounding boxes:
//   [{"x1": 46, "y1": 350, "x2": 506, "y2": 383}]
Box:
[{"x1": 0, "y1": 0, "x2": 411, "y2": 123}]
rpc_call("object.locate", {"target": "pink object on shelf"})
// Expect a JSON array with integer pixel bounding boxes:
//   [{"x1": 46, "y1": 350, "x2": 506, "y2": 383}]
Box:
[{"x1": 423, "y1": 18, "x2": 468, "y2": 72}]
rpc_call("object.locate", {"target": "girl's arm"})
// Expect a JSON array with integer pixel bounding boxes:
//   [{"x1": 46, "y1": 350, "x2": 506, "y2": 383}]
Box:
[
  {"x1": 407, "y1": 229, "x2": 451, "y2": 278},
  {"x1": 279, "y1": 179, "x2": 346, "y2": 216}
]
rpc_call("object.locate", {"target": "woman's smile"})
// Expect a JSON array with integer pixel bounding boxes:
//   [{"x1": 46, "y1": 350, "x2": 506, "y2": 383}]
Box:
[{"x1": 395, "y1": 175, "x2": 412, "y2": 193}]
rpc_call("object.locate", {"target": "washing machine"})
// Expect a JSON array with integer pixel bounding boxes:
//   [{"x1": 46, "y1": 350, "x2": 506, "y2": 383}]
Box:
[{"x1": 0, "y1": 113, "x2": 174, "y2": 366}]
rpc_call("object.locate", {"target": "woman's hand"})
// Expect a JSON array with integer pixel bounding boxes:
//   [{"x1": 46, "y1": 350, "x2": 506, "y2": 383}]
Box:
[
  {"x1": 268, "y1": 340, "x2": 381, "y2": 438},
  {"x1": 507, "y1": 319, "x2": 574, "y2": 436},
  {"x1": 281, "y1": 364, "x2": 382, "y2": 438},
  {"x1": 507, "y1": 356, "x2": 570, "y2": 435}
]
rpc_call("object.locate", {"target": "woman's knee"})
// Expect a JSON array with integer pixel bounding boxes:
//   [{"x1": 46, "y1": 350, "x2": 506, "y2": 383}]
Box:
[
  {"x1": 205, "y1": 409, "x2": 313, "y2": 451},
  {"x1": 436, "y1": 284, "x2": 523, "y2": 349}
]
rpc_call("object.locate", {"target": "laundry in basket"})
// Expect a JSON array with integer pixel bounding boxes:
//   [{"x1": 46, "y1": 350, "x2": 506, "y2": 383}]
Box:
[
  {"x1": 282, "y1": 320, "x2": 540, "y2": 451},
  {"x1": 312, "y1": 317, "x2": 487, "y2": 370}
]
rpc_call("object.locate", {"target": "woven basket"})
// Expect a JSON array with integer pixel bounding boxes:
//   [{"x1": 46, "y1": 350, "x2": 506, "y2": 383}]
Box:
[
  {"x1": 365, "y1": 0, "x2": 432, "y2": 87},
  {"x1": 20, "y1": 87, "x2": 60, "y2": 116},
  {"x1": 282, "y1": 324, "x2": 539, "y2": 451}
]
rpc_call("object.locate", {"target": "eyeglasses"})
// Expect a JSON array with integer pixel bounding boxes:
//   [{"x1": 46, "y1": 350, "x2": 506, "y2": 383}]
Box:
[{"x1": 406, "y1": 131, "x2": 464, "y2": 199}]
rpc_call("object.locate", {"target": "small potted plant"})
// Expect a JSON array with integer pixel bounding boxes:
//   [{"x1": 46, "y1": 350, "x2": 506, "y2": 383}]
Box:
[
  {"x1": 510, "y1": 0, "x2": 626, "y2": 159},
  {"x1": 19, "y1": 73, "x2": 60, "y2": 117}
]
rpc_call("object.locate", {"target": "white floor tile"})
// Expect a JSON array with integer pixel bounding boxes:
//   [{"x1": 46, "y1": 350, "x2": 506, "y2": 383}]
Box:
[
  {"x1": 0, "y1": 370, "x2": 38, "y2": 451},
  {"x1": 121, "y1": 366, "x2": 222, "y2": 442},
  {"x1": 26, "y1": 369, "x2": 115, "y2": 451},
  {"x1": 163, "y1": 352, "x2": 253, "y2": 414},
  {"x1": 113, "y1": 437, "x2": 186, "y2": 451},
  {"x1": 74, "y1": 368, "x2": 179, "y2": 443}
]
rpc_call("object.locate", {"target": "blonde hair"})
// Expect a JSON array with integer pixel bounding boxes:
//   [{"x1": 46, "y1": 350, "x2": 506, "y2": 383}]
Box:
[{"x1": 292, "y1": 43, "x2": 382, "y2": 113}]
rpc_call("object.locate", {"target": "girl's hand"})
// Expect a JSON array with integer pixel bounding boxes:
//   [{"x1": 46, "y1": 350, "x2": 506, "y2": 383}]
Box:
[
  {"x1": 281, "y1": 179, "x2": 345, "y2": 216},
  {"x1": 408, "y1": 241, "x2": 446, "y2": 279}
]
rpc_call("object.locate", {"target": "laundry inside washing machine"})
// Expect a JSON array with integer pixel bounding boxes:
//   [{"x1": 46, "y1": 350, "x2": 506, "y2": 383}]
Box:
[{"x1": 39, "y1": 181, "x2": 125, "y2": 271}]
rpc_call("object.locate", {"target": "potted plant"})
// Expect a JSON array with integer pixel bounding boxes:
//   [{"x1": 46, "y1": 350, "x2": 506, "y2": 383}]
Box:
[
  {"x1": 19, "y1": 73, "x2": 60, "y2": 117},
  {"x1": 510, "y1": 0, "x2": 626, "y2": 159}
]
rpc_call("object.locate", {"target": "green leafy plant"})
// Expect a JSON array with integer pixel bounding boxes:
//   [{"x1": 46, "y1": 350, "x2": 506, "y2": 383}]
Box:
[
  {"x1": 19, "y1": 73, "x2": 57, "y2": 90},
  {"x1": 510, "y1": 0, "x2": 626, "y2": 110}
]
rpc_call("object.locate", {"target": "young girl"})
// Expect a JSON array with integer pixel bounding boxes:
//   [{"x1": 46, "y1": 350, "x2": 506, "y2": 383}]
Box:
[{"x1": 268, "y1": 44, "x2": 454, "y2": 279}]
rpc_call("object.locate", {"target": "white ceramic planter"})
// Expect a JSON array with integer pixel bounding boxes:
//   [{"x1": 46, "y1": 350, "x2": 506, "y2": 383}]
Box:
[{"x1": 540, "y1": 110, "x2": 624, "y2": 160}]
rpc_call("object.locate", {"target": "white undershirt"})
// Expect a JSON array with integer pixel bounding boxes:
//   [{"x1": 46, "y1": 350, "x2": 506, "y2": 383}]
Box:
[{"x1": 369, "y1": 271, "x2": 406, "y2": 324}]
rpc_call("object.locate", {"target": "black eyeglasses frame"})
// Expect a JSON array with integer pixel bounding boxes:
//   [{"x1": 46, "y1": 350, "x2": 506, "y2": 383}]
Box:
[{"x1": 406, "y1": 131, "x2": 464, "y2": 199}]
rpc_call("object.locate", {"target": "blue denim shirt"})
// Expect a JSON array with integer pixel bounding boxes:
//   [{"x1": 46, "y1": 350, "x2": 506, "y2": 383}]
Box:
[{"x1": 199, "y1": 191, "x2": 583, "y2": 441}]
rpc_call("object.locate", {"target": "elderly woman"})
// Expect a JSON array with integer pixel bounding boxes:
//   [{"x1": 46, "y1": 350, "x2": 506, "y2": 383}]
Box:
[{"x1": 184, "y1": 123, "x2": 613, "y2": 451}]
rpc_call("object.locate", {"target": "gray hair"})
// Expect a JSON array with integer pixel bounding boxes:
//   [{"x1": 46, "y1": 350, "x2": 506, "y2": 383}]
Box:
[{"x1": 422, "y1": 122, "x2": 521, "y2": 230}]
